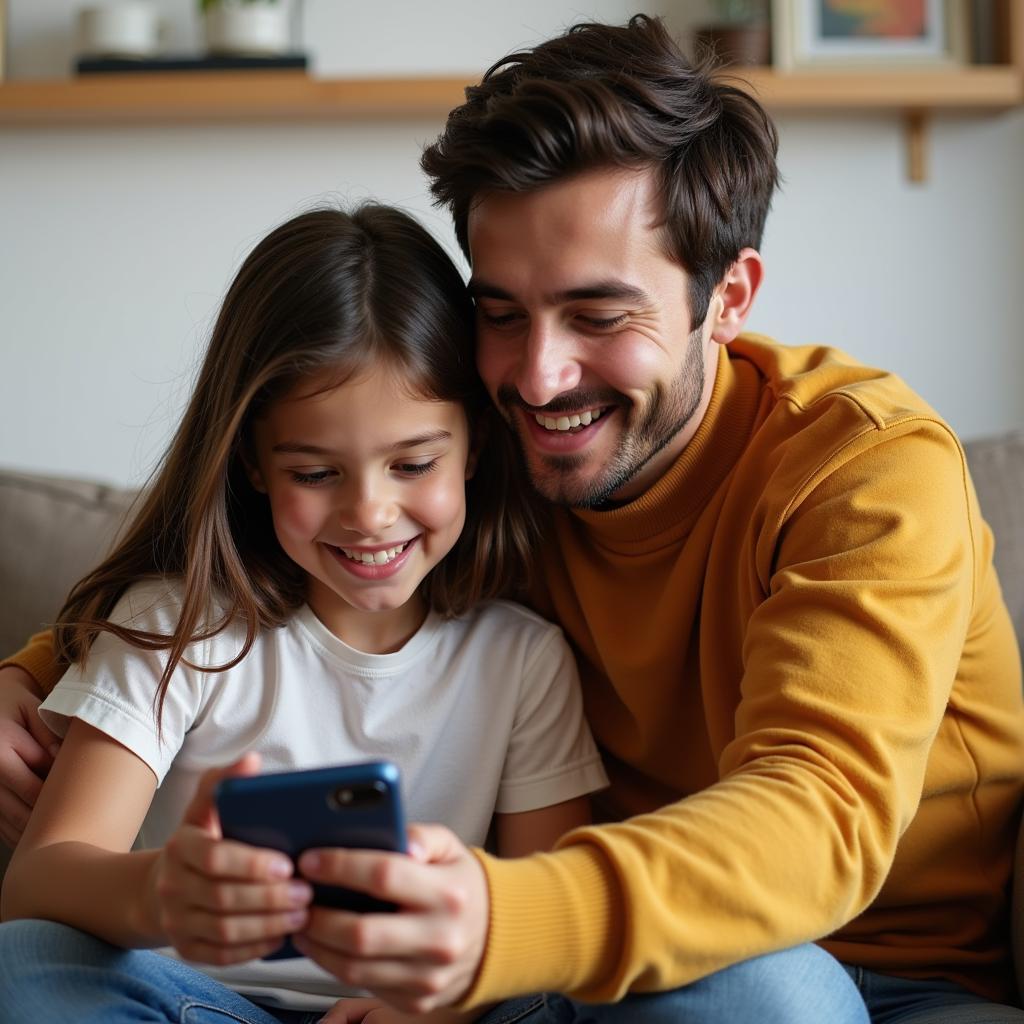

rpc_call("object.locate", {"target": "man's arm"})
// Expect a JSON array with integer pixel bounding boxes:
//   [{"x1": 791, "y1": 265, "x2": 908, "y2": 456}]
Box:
[
  {"x1": 1, "y1": 629, "x2": 65, "y2": 695},
  {"x1": 0, "y1": 657, "x2": 62, "y2": 847}
]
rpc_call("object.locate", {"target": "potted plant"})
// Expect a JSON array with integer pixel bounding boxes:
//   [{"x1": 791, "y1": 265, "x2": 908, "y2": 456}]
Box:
[
  {"x1": 693, "y1": 0, "x2": 771, "y2": 66},
  {"x1": 200, "y1": 0, "x2": 290, "y2": 56}
]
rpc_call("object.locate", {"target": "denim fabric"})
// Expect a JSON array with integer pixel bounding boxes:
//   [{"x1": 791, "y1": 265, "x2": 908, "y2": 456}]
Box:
[
  {"x1": 8, "y1": 916, "x2": 1019, "y2": 1024},
  {"x1": 476, "y1": 943, "x2": 870, "y2": 1023},
  {"x1": 0, "y1": 919, "x2": 323, "y2": 1024},
  {"x1": 843, "y1": 964, "x2": 1024, "y2": 1024}
]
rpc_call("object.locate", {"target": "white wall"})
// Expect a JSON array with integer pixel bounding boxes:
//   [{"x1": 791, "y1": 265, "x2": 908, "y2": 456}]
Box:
[{"x1": 3, "y1": 1, "x2": 1023, "y2": 486}]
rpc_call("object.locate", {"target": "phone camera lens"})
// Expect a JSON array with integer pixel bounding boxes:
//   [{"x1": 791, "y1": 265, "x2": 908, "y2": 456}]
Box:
[{"x1": 328, "y1": 782, "x2": 386, "y2": 810}]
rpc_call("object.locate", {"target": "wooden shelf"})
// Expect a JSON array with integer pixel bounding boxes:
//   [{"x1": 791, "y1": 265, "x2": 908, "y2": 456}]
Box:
[
  {"x1": 736, "y1": 65, "x2": 1023, "y2": 111},
  {"x1": 0, "y1": 65, "x2": 1022, "y2": 125},
  {"x1": 0, "y1": 73, "x2": 472, "y2": 124}
]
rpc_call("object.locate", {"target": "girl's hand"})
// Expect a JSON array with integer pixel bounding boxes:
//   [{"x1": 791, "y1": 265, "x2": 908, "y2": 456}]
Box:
[
  {"x1": 0, "y1": 666, "x2": 61, "y2": 847},
  {"x1": 320, "y1": 997, "x2": 479, "y2": 1024},
  {"x1": 318, "y1": 997, "x2": 388, "y2": 1023},
  {"x1": 146, "y1": 753, "x2": 314, "y2": 964}
]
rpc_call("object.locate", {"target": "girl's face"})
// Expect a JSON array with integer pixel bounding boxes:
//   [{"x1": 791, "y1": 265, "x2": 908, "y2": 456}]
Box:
[{"x1": 249, "y1": 366, "x2": 472, "y2": 653}]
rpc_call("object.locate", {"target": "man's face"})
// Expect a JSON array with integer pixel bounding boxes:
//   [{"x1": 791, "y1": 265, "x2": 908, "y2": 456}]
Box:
[{"x1": 468, "y1": 166, "x2": 720, "y2": 508}]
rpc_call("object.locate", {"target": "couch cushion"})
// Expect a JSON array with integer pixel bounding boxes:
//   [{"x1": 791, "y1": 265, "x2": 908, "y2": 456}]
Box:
[
  {"x1": 0, "y1": 470, "x2": 136, "y2": 658},
  {"x1": 964, "y1": 432, "x2": 1024, "y2": 647}
]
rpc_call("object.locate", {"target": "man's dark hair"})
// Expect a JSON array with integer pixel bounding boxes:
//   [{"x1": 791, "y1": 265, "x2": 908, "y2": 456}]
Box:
[{"x1": 422, "y1": 14, "x2": 780, "y2": 326}]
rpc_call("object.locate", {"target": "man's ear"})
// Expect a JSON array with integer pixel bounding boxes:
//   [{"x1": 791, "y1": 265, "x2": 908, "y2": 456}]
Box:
[{"x1": 709, "y1": 247, "x2": 764, "y2": 345}]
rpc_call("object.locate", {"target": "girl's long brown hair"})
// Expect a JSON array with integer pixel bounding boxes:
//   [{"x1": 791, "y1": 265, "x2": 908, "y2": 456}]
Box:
[{"x1": 55, "y1": 205, "x2": 541, "y2": 722}]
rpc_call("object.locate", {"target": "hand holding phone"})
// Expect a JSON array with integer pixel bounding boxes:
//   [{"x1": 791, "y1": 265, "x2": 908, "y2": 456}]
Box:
[{"x1": 215, "y1": 760, "x2": 407, "y2": 958}]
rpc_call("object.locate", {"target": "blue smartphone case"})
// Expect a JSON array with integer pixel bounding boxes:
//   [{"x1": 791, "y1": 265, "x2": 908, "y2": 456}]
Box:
[{"x1": 214, "y1": 761, "x2": 407, "y2": 959}]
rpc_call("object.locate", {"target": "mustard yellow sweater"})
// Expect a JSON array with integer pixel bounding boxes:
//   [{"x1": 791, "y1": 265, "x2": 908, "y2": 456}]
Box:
[{"x1": 8, "y1": 336, "x2": 1024, "y2": 1005}]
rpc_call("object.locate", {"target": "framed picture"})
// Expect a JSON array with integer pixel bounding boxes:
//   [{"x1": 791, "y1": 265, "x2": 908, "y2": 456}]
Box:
[{"x1": 772, "y1": 0, "x2": 969, "y2": 71}]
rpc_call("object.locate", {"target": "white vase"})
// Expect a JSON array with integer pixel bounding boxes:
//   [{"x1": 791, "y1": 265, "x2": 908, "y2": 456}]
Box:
[
  {"x1": 77, "y1": 2, "x2": 167, "y2": 58},
  {"x1": 204, "y1": 3, "x2": 290, "y2": 56}
]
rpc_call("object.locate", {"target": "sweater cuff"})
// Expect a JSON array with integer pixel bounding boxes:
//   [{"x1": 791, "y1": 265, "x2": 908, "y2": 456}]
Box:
[
  {"x1": 461, "y1": 843, "x2": 621, "y2": 1007},
  {"x1": 1, "y1": 630, "x2": 64, "y2": 694}
]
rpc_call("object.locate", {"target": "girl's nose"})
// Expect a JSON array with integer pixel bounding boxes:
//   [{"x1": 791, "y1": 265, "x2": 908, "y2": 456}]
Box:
[{"x1": 338, "y1": 488, "x2": 398, "y2": 536}]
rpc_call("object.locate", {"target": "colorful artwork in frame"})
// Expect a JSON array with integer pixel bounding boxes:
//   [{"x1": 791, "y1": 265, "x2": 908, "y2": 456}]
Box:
[{"x1": 772, "y1": 0, "x2": 968, "y2": 70}]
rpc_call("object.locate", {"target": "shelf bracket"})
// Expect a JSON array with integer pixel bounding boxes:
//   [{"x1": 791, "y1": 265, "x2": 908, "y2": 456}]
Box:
[{"x1": 904, "y1": 111, "x2": 929, "y2": 184}]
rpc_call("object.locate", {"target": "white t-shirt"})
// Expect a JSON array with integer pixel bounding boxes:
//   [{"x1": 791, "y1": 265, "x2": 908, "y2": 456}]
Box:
[{"x1": 40, "y1": 580, "x2": 607, "y2": 1011}]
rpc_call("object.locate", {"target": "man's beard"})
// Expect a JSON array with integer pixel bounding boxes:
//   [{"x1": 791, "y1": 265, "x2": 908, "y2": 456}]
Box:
[{"x1": 498, "y1": 328, "x2": 705, "y2": 508}]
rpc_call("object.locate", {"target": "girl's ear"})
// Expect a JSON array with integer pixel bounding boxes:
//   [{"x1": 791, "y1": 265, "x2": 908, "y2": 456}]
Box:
[
  {"x1": 248, "y1": 465, "x2": 268, "y2": 493},
  {"x1": 239, "y1": 444, "x2": 268, "y2": 494},
  {"x1": 709, "y1": 247, "x2": 764, "y2": 345},
  {"x1": 466, "y1": 413, "x2": 489, "y2": 480}
]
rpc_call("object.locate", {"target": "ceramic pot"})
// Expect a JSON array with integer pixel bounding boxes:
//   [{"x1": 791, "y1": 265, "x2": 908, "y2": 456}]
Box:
[
  {"x1": 77, "y1": 2, "x2": 167, "y2": 58},
  {"x1": 204, "y1": 2, "x2": 289, "y2": 56}
]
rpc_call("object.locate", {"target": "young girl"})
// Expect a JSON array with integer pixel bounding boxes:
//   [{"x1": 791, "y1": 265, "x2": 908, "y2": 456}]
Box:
[{"x1": 0, "y1": 206, "x2": 606, "y2": 1024}]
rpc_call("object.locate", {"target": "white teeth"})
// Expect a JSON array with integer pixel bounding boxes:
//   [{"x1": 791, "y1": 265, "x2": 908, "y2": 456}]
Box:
[
  {"x1": 339, "y1": 542, "x2": 408, "y2": 565},
  {"x1": 534, "y1": 407, "x2": 604, "y2": 432}
]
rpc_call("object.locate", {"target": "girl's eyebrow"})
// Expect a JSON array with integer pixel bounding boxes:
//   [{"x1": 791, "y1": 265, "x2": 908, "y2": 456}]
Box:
[
  {"x1": 271, "y1": 430, "x2": 453, "y2": 457},
  {"x1": 387, "y1": 430, "x2": 453, "y2": 451}
]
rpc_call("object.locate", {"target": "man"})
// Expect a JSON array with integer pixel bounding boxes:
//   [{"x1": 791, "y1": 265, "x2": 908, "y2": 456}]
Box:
[{"x1": 2, "y1": 16, "x2": 1023, "y2": 1024}]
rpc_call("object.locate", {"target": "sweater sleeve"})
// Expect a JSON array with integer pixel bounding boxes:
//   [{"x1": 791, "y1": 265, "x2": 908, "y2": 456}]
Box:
[
  {"x1": 462, "y1": 420, "x2": 978, "y2": 1005},
  {"x1": 1, "y1": 630, "x2": 65, "y2": 694}
]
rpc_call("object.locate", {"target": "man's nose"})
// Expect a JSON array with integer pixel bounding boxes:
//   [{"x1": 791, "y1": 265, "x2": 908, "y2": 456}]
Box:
[{"x1": 513, "y1": 320, "x2": 583, "y2": 409}]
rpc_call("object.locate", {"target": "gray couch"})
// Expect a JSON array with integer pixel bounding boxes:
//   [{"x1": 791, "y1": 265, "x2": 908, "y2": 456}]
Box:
[{"x1": 2, "y1": 435, "x2": 1024, "y2": 991}]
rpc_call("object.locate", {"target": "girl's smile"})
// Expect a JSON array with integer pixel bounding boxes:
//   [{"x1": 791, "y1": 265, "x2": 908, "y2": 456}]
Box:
[{"x1": 326, "y1": 537, "x2": 418, "y2": 579}]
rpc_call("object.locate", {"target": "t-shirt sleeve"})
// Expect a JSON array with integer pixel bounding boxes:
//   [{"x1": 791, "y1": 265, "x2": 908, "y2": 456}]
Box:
[
  {"x1": 495, "y1": 624, "x2": 608, "y2": 814},
  {"x1": 37, "y1": 584, "x2": 207, "y2": 784}
]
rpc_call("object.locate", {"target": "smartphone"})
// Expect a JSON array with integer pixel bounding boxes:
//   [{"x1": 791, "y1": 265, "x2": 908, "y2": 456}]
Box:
[{"x1": 215, "y1": 760, "x2": 407, "y2": 959}]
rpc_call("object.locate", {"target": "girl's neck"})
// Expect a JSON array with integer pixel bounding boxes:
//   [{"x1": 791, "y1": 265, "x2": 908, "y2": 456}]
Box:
[{"x1": 304, "y1": 581, "x2": 429, "y2": 655}]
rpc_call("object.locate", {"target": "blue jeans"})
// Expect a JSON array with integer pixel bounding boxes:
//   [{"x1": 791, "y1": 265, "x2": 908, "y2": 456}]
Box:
[
  {"x1": 477, "y1": 951, "x2": 1024, "y2": 1024},
  {"x1": 843, "y1": 963, "x2": 1024, "y2": 1023},
  {"x1": 1, "y1": 920, "x2": 864, "y2": 1023},
  {"x1": 0, "y1": 919, "x2": 322, "y2": 1024},
  {"x1": 475, "y1": 942, "x2": 870, "y2": 1023},
  {"x1": 2, "y1": 919, "x2": 1021, "y2": 1023}
]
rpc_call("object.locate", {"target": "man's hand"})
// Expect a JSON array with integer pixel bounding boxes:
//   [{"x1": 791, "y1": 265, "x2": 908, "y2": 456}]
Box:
[
  {"x1": 0, "y1": 666, "x2": 61, "y2": 847},
  {"x1": 145, "y1": 753, "x2": 314, "y2": 964},
  {"x1": 293, "y1": 824, "x2": 490, "y2": 1014}
]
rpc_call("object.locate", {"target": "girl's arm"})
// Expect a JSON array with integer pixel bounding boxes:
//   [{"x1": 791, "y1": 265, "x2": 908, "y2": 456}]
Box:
[
  {"x1": 2, "y1": 719, "x2": 312, "y2": 963},
  {"x1": 494, "y1": 795, "x2": 592, "y2": 858},
  {"x1": 1, "y1": 717, "x2": 163, "y2": 943}
]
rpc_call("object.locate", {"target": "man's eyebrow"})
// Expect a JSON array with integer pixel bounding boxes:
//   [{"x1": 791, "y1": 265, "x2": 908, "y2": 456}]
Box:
[
  {"x1": 271, "y1": 430, "x2": 452, "y2": 456},
  {"x1": 468, "y1": 277, "x2": 651, "y2": 305}
]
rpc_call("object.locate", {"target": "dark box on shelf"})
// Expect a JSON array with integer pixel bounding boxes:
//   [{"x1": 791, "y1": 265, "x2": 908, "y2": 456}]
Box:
[{"x1": 75, "y1": 54, "x2": 309, "y2": 74}]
